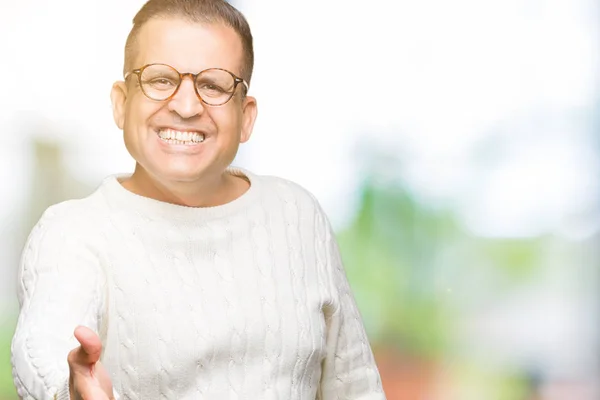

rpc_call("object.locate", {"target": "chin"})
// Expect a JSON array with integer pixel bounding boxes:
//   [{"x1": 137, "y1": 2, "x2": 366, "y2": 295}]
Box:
[
  {"x1": 144, "y1": 155, "x2": 203, "y2": 178},
  {"x1": 155, "y1": 169, "x2": 205, "y2": 183}
]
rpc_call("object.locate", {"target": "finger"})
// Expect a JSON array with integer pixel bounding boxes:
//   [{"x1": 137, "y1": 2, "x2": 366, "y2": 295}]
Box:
[
  {"x1": 75, "y1": 382, "x2": 112, "y2": 400},
  {"x1": 71, "y1": 326, "x2": 102, "y2": 365}
]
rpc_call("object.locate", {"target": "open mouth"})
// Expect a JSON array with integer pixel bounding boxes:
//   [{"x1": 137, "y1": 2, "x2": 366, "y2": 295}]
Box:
[{"x1": 157, "y1": 128, "x2": 205, "y2": 145}]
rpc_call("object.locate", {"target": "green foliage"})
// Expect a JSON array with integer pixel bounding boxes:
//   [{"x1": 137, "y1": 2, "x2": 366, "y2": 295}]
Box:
[
  {"x1": 476, "y1": 239, "x2": 546, "y2": 281},
  {"x1": 443, "y1": 360, "x2": 535, "y2": 400},
  {"x1": 0, "y1": 320, "x2": 17, "y2": 400},
  {"x1": 338, "y1": 181, "x2": 458, "y2": 358},
  {"x1": 337, "y1": 177, "x2": 546, "y2": 360}
]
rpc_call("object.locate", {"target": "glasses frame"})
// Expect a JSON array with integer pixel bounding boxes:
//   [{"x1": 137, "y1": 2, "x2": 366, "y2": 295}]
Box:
[{"x1": 124, "y1": 63, "x2": 249, "y2": 106}]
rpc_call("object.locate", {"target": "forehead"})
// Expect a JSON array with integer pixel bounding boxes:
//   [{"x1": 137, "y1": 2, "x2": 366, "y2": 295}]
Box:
[{"x1": 135, "y1": 17, "x2": 244, "y2": 75}]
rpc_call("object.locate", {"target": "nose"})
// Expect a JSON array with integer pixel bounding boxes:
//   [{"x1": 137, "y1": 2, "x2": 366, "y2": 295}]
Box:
[{"x1": 167, "y1": 77, "x2": 205, "y2": 119}]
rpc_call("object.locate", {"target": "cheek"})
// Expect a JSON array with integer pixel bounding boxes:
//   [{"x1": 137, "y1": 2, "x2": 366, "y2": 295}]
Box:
[
  {"x1": 211, "y1": 108, "x2": 243, "y2": 138},
  {"x1": 123, "y1": 98, "x2": 162, "y2": 134}
]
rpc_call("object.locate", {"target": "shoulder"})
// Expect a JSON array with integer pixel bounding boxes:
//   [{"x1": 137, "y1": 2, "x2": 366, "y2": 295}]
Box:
[
  {"x1": 252, "y1": 172, "x2": 324, "y2": 211},
  {"x1": 36, "y1": 192, "x2": 107, "y2": 234},
  {"x1": 26, "y1": 185, "x2": 111, "y2": 251},
  {"x1": 246, "y1": 171, "x2": 336, "y2": 234},
  {"x1": 17, "y1": 192, "x2": 112, "y2": 310},
  {"x1": 19, "y1": 184, "x2": 112, "y2": 267}
]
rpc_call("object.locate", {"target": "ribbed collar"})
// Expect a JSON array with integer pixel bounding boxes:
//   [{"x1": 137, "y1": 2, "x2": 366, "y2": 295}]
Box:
[{"x1": 98, "y1": 166, "x2": 262, "y2": 222}]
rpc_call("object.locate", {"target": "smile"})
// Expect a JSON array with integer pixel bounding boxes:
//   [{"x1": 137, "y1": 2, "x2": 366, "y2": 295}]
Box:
[{"x1": 157, "y1": 128, "x2": 205, "y2": 145}]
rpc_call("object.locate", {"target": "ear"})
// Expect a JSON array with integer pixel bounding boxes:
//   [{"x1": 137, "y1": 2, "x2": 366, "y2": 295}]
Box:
[
  {"x1": 240, "y1": 95, "x2": 257, "y2": 143},
  {"x1": 110, "y1": 81, "x2": 128, "y2": 130}
]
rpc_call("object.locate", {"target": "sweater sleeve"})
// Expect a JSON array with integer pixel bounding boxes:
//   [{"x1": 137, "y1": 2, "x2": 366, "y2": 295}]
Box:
[
  {"x1": 10, "y1": 207, "x2": 107, "y2": 400},
  {"x1": 317, "y1": 209, "x2": 387, "y2": 400}
]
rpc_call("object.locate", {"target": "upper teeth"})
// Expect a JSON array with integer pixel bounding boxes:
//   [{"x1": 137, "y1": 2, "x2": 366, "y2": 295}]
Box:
[{"x1": 158, "y1": 129, "x2": 205, "y2": 143}]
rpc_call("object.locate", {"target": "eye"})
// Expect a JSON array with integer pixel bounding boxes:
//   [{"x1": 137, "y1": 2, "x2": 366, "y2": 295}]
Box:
[
  {"x1": 199, "y1": 83, "x2": 226, "y2": 93},
  {"x1": 145, "y1": 77, "x2": 177, "y2": 89}
]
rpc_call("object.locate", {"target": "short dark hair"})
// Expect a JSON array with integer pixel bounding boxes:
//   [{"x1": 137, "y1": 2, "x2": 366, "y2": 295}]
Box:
[{"x1": 124, "y1": 0, "x2": 254, "y2": 84}]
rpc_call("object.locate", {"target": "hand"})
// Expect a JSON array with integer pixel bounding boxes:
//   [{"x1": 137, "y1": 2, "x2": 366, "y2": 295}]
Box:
[{"x1": 67, "y1": 326, "x2": 115, "y2": 400}]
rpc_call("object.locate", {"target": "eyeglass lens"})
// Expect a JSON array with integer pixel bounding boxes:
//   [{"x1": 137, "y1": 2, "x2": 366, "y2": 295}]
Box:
[{"x1": 139, "y1": 64, "x2": 237, "y2": 105}]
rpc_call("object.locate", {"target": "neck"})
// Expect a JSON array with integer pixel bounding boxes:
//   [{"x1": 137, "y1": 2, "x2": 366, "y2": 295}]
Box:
[{"x1": 121, "y1": 165, "x2": 249, "y2": 208}]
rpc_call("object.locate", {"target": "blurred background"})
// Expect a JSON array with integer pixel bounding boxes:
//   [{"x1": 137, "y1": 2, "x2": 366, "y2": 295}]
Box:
[{"x1": 1, "y1": 0, "x2": 599, "y2": 398}]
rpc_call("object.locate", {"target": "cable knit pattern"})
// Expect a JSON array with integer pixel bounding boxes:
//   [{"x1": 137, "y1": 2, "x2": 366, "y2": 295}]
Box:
[{"x1": 11, "y1": 167, "x2": 386, "y2": 400}]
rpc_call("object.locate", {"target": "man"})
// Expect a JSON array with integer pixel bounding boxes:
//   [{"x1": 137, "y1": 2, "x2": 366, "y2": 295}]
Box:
[{"x1": 11, "y1": 0, "x2": 386, "y2": 399}]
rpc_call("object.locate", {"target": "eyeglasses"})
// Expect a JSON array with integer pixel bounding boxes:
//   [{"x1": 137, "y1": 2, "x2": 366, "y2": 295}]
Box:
[{"x1": 124, "y1": 63, "x2": 249, "y2": 106}]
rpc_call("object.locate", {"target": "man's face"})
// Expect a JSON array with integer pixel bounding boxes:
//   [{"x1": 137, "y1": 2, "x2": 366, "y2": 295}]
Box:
[{"x1": 111, "y1": 17, "x2": 256, "y2": 185}]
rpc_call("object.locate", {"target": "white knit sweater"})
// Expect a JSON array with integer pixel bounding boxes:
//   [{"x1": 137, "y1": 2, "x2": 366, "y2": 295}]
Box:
[{"x1": 11, "y1": 168, "x2": 385, "y2": 400}]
